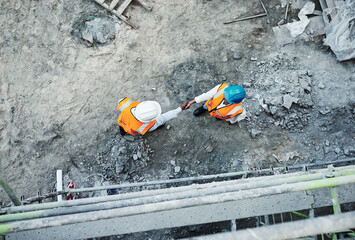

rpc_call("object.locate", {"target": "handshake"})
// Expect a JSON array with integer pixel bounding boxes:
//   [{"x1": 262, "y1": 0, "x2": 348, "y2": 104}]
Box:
[{"x1": 180, "y1": 100, "x2": 196, "y2": 110}]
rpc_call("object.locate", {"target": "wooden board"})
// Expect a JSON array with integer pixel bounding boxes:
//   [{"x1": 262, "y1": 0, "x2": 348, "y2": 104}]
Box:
[{"x1": 116, "y1": 0, "x2": 133, "y2": 15}]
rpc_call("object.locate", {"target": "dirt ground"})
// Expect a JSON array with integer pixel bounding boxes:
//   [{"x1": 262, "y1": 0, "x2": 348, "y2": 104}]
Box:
[{"x1": 0, "y1": 0, "x2": 354, "y2": 238}]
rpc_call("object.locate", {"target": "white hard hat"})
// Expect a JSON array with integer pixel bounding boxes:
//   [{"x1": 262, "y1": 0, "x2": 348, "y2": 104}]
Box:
[{"x1": 135, "y1": 101, "x2": 162, "y2": 123}]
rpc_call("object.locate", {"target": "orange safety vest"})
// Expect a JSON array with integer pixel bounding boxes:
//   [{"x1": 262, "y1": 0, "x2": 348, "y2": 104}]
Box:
[
  {"x1": 117, "y1": 98, "x2": 156, "y2": 135},
  {"x1": 204, "y1": 83, "x2": 244, "y2": 120}
]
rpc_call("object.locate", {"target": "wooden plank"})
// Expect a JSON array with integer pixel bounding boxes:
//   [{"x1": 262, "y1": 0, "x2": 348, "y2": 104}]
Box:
[
  {"x1": 112, "y1": 10, "x2": 138, "y2": 29},
  {"x1": 325, "y1": 0, "x2": 337, "y2": 20},
  {"x1": 135, "y1": 0, "x2": 152, "y2": 11},
  {"x1": 109, "y1": 0, "x2": 120, "y2": 10},
  {"x1": 116, "y1": 0, "x2": 132, "y2": 16}
]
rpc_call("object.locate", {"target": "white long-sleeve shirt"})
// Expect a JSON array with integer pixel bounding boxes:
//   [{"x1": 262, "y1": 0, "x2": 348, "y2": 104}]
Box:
[
  {"x1": 131, "y1": 107, "x2": 182, "y2": 132},
  {"x1": 194, "y1": 84, "x2": 244, "y2": 124},
  {"x1": 118, "y1": 98, "x2": 183, "y2": 132}
]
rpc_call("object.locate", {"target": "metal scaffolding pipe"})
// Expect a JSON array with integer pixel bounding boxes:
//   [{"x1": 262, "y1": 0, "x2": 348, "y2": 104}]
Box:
[
  {"x1": 5, "y1": 165, "x2": 355, "y2": 214},
  {"x1": 3, "y1": 168, "x2": 355, "y2": 223},
  {"x1": 65, "y1": 167, "x2": 284, "y2": 193},
  {"x1": 1, "y1": 174, "x2": 355, "y2": 234},
  {"x1": 3, "y1": 169, "x2": 354, "y2": 223},
  {"x1": 66, "y1": 158, "x2": 355, "y2": 193},
  {"x1": 187, "y1": 211, "x2": 355, "y2": 240},
  {"x1": 0, "y1": 177, "x2": 21, "y2": 206}
]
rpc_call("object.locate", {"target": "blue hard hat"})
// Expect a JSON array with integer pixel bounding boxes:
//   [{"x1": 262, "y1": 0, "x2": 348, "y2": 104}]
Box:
[{"x1": 224, "y1": 85, "x2": 246, "y2": 104}]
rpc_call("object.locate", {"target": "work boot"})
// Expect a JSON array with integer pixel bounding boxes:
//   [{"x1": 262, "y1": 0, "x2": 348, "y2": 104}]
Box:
[
  {"x1": 119, "y1": 126, "x2": 126, "y2": 136},
  {"x1": 193, "y1": 106, "x2": 207, "y2": 116}
]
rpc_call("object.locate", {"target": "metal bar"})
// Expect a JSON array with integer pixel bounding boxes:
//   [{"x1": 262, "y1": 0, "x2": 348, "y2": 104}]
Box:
[
  {"x1": 1, "y1": 175, "x2": 355, "y2": 234},
  {"x1": 224, "y1": 13, "x2": 267, "y2": 24},
  {"x1": 21, "y1": 191, "x2": 65, "y2": 205},
  {"x1": 65, "y1": 159, "x2": 355, "y2": 193},
  {"x1": 56, "y1": 170, "x2": 62, "y2": 202},
  {"x1": 330, "y1": 187, "x2": 342, "y2": 214},
  {"x1": 0, "y1": 177, "x2": 21, "y2": 206},
  {"x1": 264, "y1": 215, "x2": 269, "y2": 225},
  {"x1": 5, "y1": 170, "x2": 354, "y2": 222},
  {"x1": 66, "y1": 167, "x2": 284, "y2": 193},
  {"x1": 5, "y1": 165, "x2": 355, "y2": 214},
  {"x1": 259, "y1": 0, "x2": 270, "y2": 23},
  {"x1": 186, "y1": 211, "x2": 355, "y2": 240}
]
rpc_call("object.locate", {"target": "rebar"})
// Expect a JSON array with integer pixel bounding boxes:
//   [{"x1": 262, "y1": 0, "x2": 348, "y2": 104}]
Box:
[
  {"x1": 0, "y1": 177, "x2": 21, "y2": 206},
  {"x1": 224, "y1": 13, "x2": 267, "y2": 24}
]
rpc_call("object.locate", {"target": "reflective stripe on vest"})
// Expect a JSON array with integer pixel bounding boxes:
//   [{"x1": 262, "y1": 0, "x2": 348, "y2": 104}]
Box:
[
  {"x1": 204, "y1": 83, "x2": 244, "y2": 119},
  {"x1": 117, "y1": 98, "x2": 155, "y2": 135},
  {"x1": 226, "y1": 104, "x2": 243, "y2": 116},
  {"x1": 205, "y1": 83, "x2": 228, "y2": 111},
  {"x1": 118, "y1": 98, "x2": 134, "y2": 115}
]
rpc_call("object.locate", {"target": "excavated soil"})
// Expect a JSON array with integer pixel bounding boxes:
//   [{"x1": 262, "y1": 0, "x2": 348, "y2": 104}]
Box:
[{"x1": 0, "y1": 0, "x2": 354, "y2": 238}]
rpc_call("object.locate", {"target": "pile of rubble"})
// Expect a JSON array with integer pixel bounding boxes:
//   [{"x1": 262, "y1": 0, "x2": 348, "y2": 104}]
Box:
[
  {"x1": 94, "y1": 131, "x2": 151, "y2": 184},
  {"x1": 243, "y1": 53, "x2": 314, "y2": 133}
]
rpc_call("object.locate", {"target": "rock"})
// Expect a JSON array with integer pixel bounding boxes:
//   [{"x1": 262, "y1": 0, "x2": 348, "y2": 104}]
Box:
[
  {"x1": 344, "y1": 147, "x2": 355, "y2": 156},
  {"x1": 270, "y1": 96, "x2": 282, "y2": 106},
  {"x1": 137, "y1": 151, "x2": 142, "y2": 158},
  {"x1": 285, "y1": 151, "x2": 300, "y2": 162},
  {"x1": 334, "y1": 147, "x2": 341, "y2": 154},
  {"x1": 319, "y1": 109, "x2": 331, "y2": 115},
  {"x1": 315, "y1": 146, "x2": 320, "y2": 151},
  {"x1": 174, "y1": 166, "x2": 181, "y2": 173},
  {"x1": 307, "y1": 70, "x2": 313, "y2": 77},
  {"x1": 136, "y1": 58, "x2": 142, "y2": 62},
  {"x1": 82, "y1": 29, "x2": 93, "y2": 43},
  {"x1": 222, "y1": 55, "x2": 228, "y2": 62},
  {"x1": 96, "y1": 32, "x2": 106, "y2": 43},
  {"x1": 325, "y1": 140, "x2": 329, "y2": 146},
  {"x1": 269, "y1": 106, "x2": 278, "y2": 115},
  {"x1": 133, "y1": 154, "x2": 138, "y2": 160},
  {"x1": 251, "y1": 129, "x2": 262, "y2": 138},
  {"x1": 290, "y1": 71, "x2": 298, "y2": 83},
  {"x1": 166, "y1": 125, "x2": 171, "y2": 130},
  {"x1": 233, "y1": 53, "x2": 242, "y2": 60},
  {"x1": 124, "y1": 135, "x2": 134, "y2": 142},
  {"x1": 243, "y1": 82, "x2": 252, "y2": 88},
  {"x1": 244, "y1": 149, "x2": 249, "y2": 153},
  {"x1": 205, "y1": 145, "x2": 214, "y2": 153},
  {"x1": 170, "y1": 160, "x2": 176, "y2": 166},
  {"x1": 151, "y1": 87, "x2": 157, "y2": 91},
  {"x1": 251, "y1": 57, "x2": 257, "y2": 61},
  {"x1": 318, "y1": 82, "x2": 325, "y2": 89},
  {"x1": 282, "y1": 95, "x2": 299, "y2": 109}
]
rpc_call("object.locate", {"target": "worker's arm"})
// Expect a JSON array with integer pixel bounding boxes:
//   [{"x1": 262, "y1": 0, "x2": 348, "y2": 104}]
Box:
[
  {"x1": 185, "y1": 84, "x2": 220, "y2": 109},
  {"x1": 149, "y1": 103, "x2": 188, "y2": 132}
]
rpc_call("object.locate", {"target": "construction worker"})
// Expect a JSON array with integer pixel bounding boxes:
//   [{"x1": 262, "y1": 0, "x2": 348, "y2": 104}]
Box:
[
  {"x1": 185, "y1": 83, "x2": 246, "y2": 124},
  {"x1": 117, "y1": 98, "x2": 188, "y2": 135}
]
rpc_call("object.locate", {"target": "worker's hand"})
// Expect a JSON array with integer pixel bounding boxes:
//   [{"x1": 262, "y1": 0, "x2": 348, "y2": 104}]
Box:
[
  {"x1": 180, "y1": 102, "x2": 188, "y2": 110},
  {"x1": 185, "y1": 100, "x2": 196, "y2": 109}
]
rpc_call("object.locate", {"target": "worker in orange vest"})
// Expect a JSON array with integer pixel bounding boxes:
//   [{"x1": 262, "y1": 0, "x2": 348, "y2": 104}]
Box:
[
  {"x1": 117, "y1": 98, "x2": 188, "y2": 135},
  {"x1": 185, "y1": 84, "x2": 246, "y2": 124}
]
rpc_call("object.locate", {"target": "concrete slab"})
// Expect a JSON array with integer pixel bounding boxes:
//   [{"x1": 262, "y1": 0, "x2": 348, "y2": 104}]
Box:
[{"x1": 273, "y1": 16, "x2": 326, "y2": 46}]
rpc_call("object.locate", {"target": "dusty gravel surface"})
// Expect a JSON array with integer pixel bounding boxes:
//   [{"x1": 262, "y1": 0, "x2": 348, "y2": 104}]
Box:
[{"x1": 0, "y1": 0, "x2": 354, "y2": 238}]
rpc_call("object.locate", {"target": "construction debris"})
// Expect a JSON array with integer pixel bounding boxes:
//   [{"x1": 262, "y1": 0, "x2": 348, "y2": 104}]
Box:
[
  {"x1": 82, "y1": 17, "x2": 121, "y2": 44},
  {"x1": 322, "y1": 0, "x2": 355, "y2": 61},
  {"x1": 286, "y1": 2, "x2": 315, "y2": 37},
  {"x1": 224, "y1": 0, "x2": 268, "y2": 24},
  {"x1": 93, "y1": 0, "x2": 152, "y2": 29}
]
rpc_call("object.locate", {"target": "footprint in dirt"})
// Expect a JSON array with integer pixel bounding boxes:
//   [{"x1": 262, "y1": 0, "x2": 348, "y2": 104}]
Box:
[{"x1": 165, "y1": 59, "x2": 224, "y2": 102}]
